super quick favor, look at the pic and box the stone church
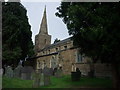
[34,7,111,77]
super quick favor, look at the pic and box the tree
[56,2,120,88]
[54,38,60,44]
[2,2,34,67]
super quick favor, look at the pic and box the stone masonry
[34,7,112,77]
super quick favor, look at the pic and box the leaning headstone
[13,64,23,78]
[5,66,13,78]
[21,66,34,80]
[43,67,51,86]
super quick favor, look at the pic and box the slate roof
[39,37,72,52]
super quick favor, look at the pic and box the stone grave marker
[5,66,13,78]
[37,69,44,86]
[0,68,3,75]
[13,64,23,78]
[59,67,63,77]
[40,72,44,86]
[49,68,53,76]
[53,68,57,76]
[32,70,41,88]
[43,66,51,86]
[21,66,34,80]
[55,67,63,78]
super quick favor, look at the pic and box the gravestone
[40,72,44,86]
[59,67,63,77]
[32,70,41,88]
[71,68,81,81]
[5,66,13,78]
[43,66,51,86]
[49,68,53,76]
[13,64,23,78]
[21,66,34,80]
[0,68,3,75]
[53,68,57,76]
[32,69,44,87]
[55,67,63,78]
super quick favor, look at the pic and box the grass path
[2,75,112,88]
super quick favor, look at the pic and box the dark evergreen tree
[2,2,34,67]
[54,38,60,44]
[56,2,120,88]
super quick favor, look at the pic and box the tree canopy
[56,2,120,88]
[54,38,60,44]
[56,2,120,64]
[2,2,34,67]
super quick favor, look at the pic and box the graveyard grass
[3,75,112,88]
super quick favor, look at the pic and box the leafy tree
[54,38,60,44]
[2,2,34,67]
[56,2,120,88]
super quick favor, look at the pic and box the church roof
[39,37,72,52]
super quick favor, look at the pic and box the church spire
[39,5,48,34]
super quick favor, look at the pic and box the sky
[20,1,70,44]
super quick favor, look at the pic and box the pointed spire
[44,5,46,13]
[39,5,48,34]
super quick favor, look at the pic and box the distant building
[34,7,112,77]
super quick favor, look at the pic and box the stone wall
[58,48,76,75]
[94,63,112,77]
[76,63,90,76]
[36,39,112,77]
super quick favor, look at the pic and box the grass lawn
[2,76,33,88]
[2,75,113,88]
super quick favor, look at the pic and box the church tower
[35,6,51,52]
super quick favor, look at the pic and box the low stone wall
[75,63,112,78]
[76,63,90,76]
[94,63,112,78]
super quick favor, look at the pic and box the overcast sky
[21,1,70,44]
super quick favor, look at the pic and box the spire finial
[44,5,46,14]
[39,5,48,34]
[45,5,46,9]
